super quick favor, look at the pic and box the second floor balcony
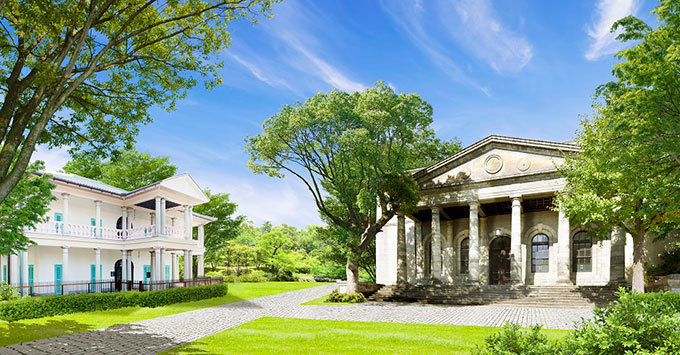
[27,222,185,241]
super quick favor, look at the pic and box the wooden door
[490,237,511,285]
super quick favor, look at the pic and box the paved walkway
[0,284,592,354]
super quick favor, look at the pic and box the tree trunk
[345,258,359,294]
[631,233,646,293]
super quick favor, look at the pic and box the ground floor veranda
[378,196,630,287]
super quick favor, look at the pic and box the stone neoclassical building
[376,135,643,287]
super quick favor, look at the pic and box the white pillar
[431,206,442,280]
[160,248,166,282]
[468,201,480,284]
[154,247,161,282]
[62,247,69,283]
[20,249,28,287]
[184,250,192,280]
[126,251,132,282]
[94,200,101,238]
[184,205,193,240]
[396,213,407,285]
[95,248,101,281]
[557,208,572,284]
[154,196,162,236]
[479,216,489,285]
[197,254,204,277]
[121,250,128,283]
[160,198,167,235]
[510,196,523,284]
[8,254,18,285]
[610,226,626,283]
[415,221,424,282]
[406,219,416,284]
[121,207,128,238]
[198,225,205,244]
[62,193,70,234]
[172,253,179,280]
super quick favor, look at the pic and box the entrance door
[489,236,511,285]
[114,259,134,291]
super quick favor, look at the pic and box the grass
[165,317,570,354]
[0,282,324,347]
[301,293,357,305]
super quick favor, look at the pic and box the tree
[556,0,680,292]
[0,161,55,254]
[63,148,177,190]
[0,0,276,212]
[192,190,244,271]
[247,82,460,293]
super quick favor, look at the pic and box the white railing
[164,225,184,239]
[27,223,161,241]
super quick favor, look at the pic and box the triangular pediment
[415,135,579,185]
[159,174,209,203]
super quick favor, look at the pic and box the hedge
[0,283,228,322]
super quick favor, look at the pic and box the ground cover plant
[0,282,323,347]
[164,317,569,354]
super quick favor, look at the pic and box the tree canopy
[556,0,680,292]
[62,148,177,190]
[247,82,460,291]
[0,161,55,254]
[192,190,244,271]
[0,0,276,209]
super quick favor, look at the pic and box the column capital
[430,205,440,214]
[61,192,70,199]
[468,201,480,210]
[61,246,69,251]
[94,200,102,205]
[510,194,522,202]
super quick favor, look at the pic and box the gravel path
[0,284,592,354]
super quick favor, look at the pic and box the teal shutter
[165,265,170,282]
[54,213,63,233]
[28,265,34,286]
[2,265,6,282]
[91,218,96,236]
[54,264,63,295]
[143,265,151,283]
[90,264,96,292]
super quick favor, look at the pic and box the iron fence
[11,277,223,297]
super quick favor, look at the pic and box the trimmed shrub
[474,323,558,355]
[238,270,268,283]
[326,289,366,303]
[0,284,227,322]
[0,282,20,302]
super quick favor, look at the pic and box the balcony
[27,222,185,240]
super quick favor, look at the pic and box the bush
[295,274,316,282]
[238,270,268,282]
[474,323,558,355]
[0,284,227,322]
[325,289,366,303]
[0,282,20,302]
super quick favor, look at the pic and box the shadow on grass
[0,318,95,347]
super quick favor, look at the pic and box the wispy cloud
[585,0,641,61]
[444,0,533,73]
[227,53,295,92]
[32,145,71,172]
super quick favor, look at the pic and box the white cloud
[445,0,533,73]
[227,53,296,93]
[585,0,641,61]
[32,145,70,172]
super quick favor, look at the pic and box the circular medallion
[484,154,503,174]
[517,157,531,172]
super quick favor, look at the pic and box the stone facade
[376,135,642,287]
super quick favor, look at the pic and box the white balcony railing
[27,222,186,241]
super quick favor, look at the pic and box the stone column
[184,250,192,280]
[396,213,407,285]
[556,208,572,284]
[94,200,101,238]
[8,254,18,285]
[160,248,166,282]
[160,198,167,235]
[479,216,489,285]
[62,247,69,283]
[184,206,193,240]
[154,247,161,283]
[468,201,480,284]
[431,206,442,280]
[150,250,156,282]
[510,196,523,284]
[172,253,179,280]
[415,221,424,282]
[95,248,101,281]
[197,254,205,277]
[198,225,205,245]
[406,220,416,284]
[126,251,132,282]
[154,196,162,236]
[121,250,128,283]
[20,249,28,287]
[62,193,70,234]
[610,226,626,283]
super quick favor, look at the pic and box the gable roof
[413,135,580,181]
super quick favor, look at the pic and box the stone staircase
[368,284,621,308]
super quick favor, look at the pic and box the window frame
[460,237,470,274]
[572,231,593,272]
[531,233,550,273]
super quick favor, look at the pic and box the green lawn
[165,317,570,354]
[0,282,323,347]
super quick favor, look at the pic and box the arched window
[460,237,469,274]
[572,231,592,272]
[531,234,549,273]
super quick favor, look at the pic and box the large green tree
[556,0,680,292]
[192,190,244,271]
[0,161,55,254]
[63,148,177,190]
[0,0,275,219]
[247,82,460,292]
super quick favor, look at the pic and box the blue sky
[35,0,658,228]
